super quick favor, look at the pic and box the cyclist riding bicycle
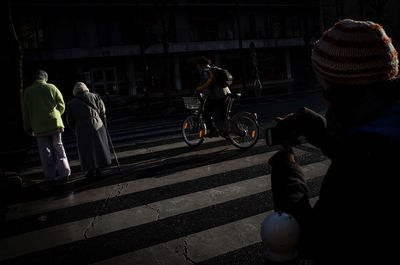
[195,56,231,138]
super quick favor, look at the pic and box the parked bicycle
[182,92,259,149]
[247,72,263,97]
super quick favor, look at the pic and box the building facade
[321,0,400,46]
[11,0,323,108]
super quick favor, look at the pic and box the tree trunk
[303,0,311,90]
[161,3,171,106]
[137,3,151,111]
[235,0,247,95]
[7,0,23,115]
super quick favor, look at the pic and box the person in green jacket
[23,70,71,182]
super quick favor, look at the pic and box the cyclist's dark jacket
[196,65,230,99]
[269,79,400,264]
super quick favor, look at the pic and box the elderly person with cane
[66,82,111,179]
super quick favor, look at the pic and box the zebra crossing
[0,118,329,265]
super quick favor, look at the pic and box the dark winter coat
[66,92,111,171]
[269,79,400,264]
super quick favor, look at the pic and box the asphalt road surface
[0,91,329,264]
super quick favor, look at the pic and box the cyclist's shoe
[220,131,228,139]
[85,170,96,180]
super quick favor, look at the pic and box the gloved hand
[272,107,328,148]
[271,112,304,146]
[298,107,328,149]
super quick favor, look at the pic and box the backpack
[210,66,233,87]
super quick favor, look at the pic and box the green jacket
[23,80,65,134]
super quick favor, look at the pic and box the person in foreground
[66,82,111,179]
[267,19,400,264]
[23,70,71,183]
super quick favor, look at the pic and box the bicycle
[247,73,263,97]
[181,92,259,149]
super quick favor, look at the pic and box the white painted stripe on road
[93,212,269,265]
[0,162,327,261]
[92,197,319,265]
[21,134,228,175]
[110,119,181,132]
[110,120,180,133]
[114,136,226,160]
[24,122,182,158]
[6,139,270,220]
[110,127,180,142]
[8,145,309,221]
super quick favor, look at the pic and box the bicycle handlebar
[228,93,241,100]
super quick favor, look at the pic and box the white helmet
[260,212,300,263]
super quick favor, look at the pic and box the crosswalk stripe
[109,119,180,132]
[21,136,236,175]
[22,121,183,161]
[94,197,319,265]
[0,161,327,261]
[118,136,223,156]
[3,116,331,264]
[108,127,181,143]
[7,146,310,221]
[93,212,269,265]
[109,121,180,134]
[3,153,327,239]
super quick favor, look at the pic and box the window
[198,21,218,41]
[19,16,44,49]
[398,8,400,28]
[76,17,98,47]
[284,14,302,37]
[96,18,122,46]
[90,67,119,95]
[265,14,282,38]
[247,14,257,39]
[189,12,219,41]
[218,21,235,40]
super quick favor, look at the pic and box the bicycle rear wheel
[182,115,205,147]
[228,112,259,149]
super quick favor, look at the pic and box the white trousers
[36,132,71,180]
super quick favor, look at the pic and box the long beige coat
[66,92,111,171]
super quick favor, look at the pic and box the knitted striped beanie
[311,19,399,85]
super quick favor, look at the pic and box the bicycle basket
[182,97,201,110]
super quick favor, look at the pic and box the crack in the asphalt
[146,204,161,221]
[183,239,195,265]
[83,182,128,239]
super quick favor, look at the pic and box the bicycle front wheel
[182,115,205,147]
[228,112,259,149]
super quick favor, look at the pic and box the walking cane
[74,95,121,173]
[105,124,121,172]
